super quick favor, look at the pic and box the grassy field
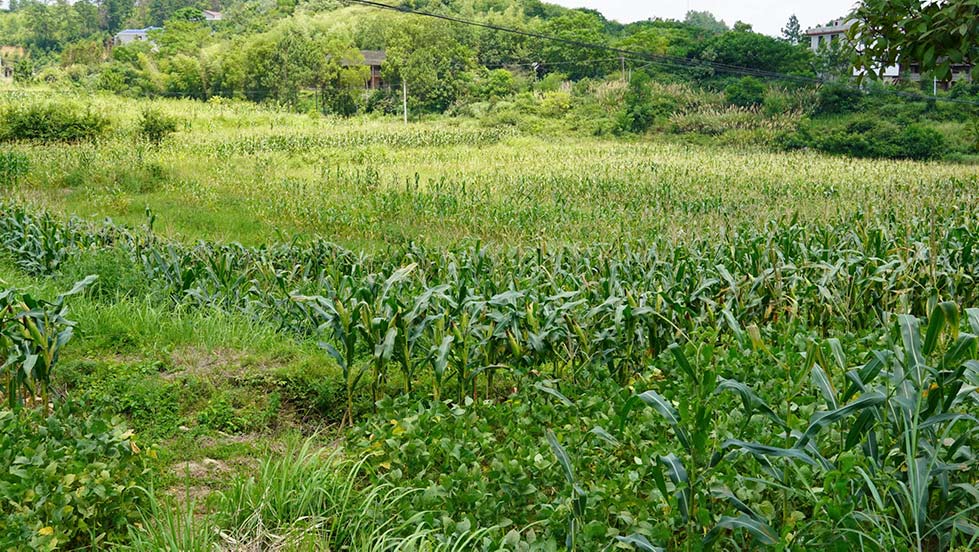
[2,93,978,551]
[5,94,978,248]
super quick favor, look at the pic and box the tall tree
[781,14,801,45]
[538,10,612,80]
[100,0,133,33]
[683,10,727,35]
[851,0,979,80]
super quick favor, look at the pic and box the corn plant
[0,276,95,412]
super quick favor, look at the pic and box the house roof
[804,19,853,36]
[360,50,386,66]
[202,10,222,20]
[116,27,161,35]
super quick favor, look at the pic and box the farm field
[2,94,979,551]
[4,94,978,248]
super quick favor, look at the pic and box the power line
[343,0,979,107]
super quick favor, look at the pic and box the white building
[804,19,900,80]
[805,19,853,52]
[113,27,161,46]
[202,10,222,21]
[804,18,971,87]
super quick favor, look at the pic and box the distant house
[202,10,222,21]
[0,46,24,79]
[113,27,161,46]
[342,50,386,90]
[804,18,971,88]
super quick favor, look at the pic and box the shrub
[899,124,945,160]
[0,402,150,550]
[0,102,109,143]
[724,77,765,108]
[616,72,657,134]
[794,116,948,160]
[816,83,864,114]
[138,108,179,145]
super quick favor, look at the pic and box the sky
[550,0,860,37]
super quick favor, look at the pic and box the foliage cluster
[0,401,149,551]
[0,101,109,143]
[784,117,947,160]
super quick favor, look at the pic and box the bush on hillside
[0,402,149,550]
[816,83,864,114]
[138,108,179,145]
[899,124,945,160]
[0,102,109,143]
[724,77,766,107]
[782,116,946,160]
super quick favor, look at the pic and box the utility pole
[620,55,626,82]
[933,76,938,96]
[402,80,408,124]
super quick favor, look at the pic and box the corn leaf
[703,514,778,549]
[795,392,885,449]
[614,534,664,552]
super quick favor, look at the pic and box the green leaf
[721,439,820,467]
[898,314,926,385]
[634,390,691,453]
[966,308,979,335]
[811,363,838,410]
[795,392,885,449]
[615,534,664,552]
[659,453,689,521]
[826,338,846,371]
[844,408,876,451]
[668,343,696,383]
[924,302,959,356]
[59,275,99,299]
[546,429,575,487]
[714,378,786,428]
[703,514,778,549]
[589,426,619,447]
[535,383,574,407]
